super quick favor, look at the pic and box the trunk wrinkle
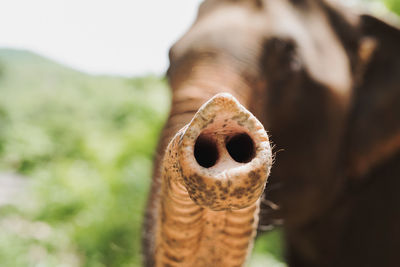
[154,94,272,266]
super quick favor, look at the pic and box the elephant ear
[347,14,400,178]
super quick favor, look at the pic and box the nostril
[226,133,255,163]
[194,134,219,168]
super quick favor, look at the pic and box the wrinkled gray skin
[144,0,400,266]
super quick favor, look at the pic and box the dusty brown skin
[144,0,400,266]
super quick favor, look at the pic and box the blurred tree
[0,2,398,266]
[0,61,4,79]
[385,0,400,14]
[362,0,400,15]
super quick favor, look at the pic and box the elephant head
[144,0,400,266]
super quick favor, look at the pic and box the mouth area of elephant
[154,93,272,266]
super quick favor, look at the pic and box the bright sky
[0,0,203,76]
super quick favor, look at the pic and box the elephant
[143,0,400,266]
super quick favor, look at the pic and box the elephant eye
[260,37,303,81]
[259,37,304,112]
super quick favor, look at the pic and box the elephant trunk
[154,93,272,266]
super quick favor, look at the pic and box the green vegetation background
[0,50,284,266]
[0,2,398,266]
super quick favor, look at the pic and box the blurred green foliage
[0,49,170,266]
[0,3,397,265]
[0,49,285,266]
[363,0,400,15]
[385,0,400,14]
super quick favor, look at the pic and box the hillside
[0,49,284,266]
[0,48,170,266]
